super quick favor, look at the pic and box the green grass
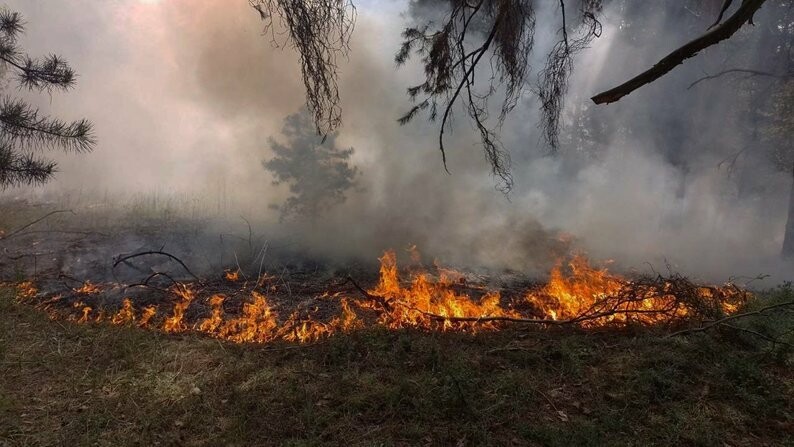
[1,288,792,447]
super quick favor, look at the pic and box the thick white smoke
[2,0,791,283]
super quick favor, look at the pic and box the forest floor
[1,197,793,446]
[1,286,792,447]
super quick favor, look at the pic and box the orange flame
[532,255,624,322]
[15,248,746,344]
[16,281,37,300]
[139,305,157,327]
[78,306,93,324]
[367,250,519,331]
[111,298,136,325]
[215,292,279,343]
[75,281,102,295]
[526,255,743,326]
[163,286,195,333]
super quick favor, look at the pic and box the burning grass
[11,249,749,345]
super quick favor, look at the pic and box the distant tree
[263,110,359,222]
[0,9,94,187]
[761,81,794,257]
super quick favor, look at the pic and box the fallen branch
[666,300,794,338]
[57,272,88,287]
[112,250,199,281]
[721,323,794,348]
[344,276,685,327]
[591,0,766,104]
[344,276,393,312]
[417,307,679,326]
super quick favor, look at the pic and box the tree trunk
[782,164,794,259]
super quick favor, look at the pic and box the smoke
[2,0,792,282]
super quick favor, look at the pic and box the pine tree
[263,110,359,222]
[0,9,94,187]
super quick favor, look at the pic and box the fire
[139,305,157,327]
[16,281,37,299]
[75,281,102,294]
[527,255,743,326]
[11,248,746,344]
[163,286,195,333]
[539,255,623,320]
[224,270,240,281]
[213,292,279,343]
[78,305,93,323]
[367,250,519,331]
[111,298,137,325]
[198,295,225,333]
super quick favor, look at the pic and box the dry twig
[112,250,200,281]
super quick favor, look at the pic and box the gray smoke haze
[3,0,792,282]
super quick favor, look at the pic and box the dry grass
[1,287,792,446]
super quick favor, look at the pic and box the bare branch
[666,300,794,338]
[709,0,735,29]
[112,250,200,281]
[591,0,767,105]
[688,68,792,89]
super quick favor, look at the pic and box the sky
[2,0,792,282]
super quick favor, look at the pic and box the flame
[367,250,518,331]
[163,286,195,333]
[527,255,743,326]
[111,298,136,325]
[75,281,102,295]
[16,281,37,299]
[198,295,225,333]
[13,248,746,344]
[78,306,93,323]
[139,305,157,327]
[532,255,624,322]
[224,270,240,281]
[215,292,279,343]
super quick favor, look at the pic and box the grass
[1,287,792,447]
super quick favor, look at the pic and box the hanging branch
[249,0,356,136]
[396,0,602,192]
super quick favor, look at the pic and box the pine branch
[0,97,95,153]
[0,10,95,187]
